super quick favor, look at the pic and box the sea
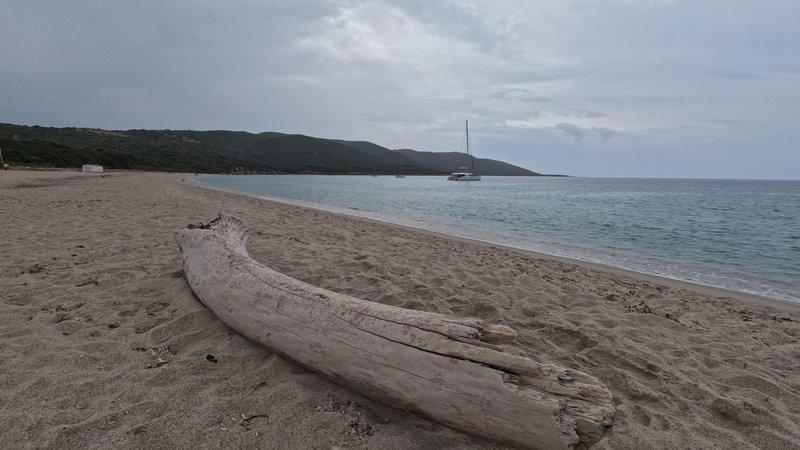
[189,175,800,304]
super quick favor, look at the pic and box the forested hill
[0,123,548,175]
[394,148,540,176]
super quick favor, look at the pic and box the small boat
[447,120,481,181]
[447,170,480,181]
[395,161,406,178]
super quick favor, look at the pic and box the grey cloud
[496,88,551,103]
[555,123,584,141]
[504,111,540,121]
[572,109,605,118]
[557,109,605,119]
[1,0,799,178]
[593,127,616,141]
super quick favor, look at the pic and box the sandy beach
[1,170,799,449]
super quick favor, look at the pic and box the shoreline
[185,176,799,312]
[3,170,799,449]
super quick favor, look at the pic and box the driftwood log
[176,215,615,449]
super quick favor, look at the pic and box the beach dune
[1,171,799,449]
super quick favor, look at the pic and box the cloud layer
[1,0,799,178]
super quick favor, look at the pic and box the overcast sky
[2,1,799,178]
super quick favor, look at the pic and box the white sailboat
[395,161,406,178]
[447,120,481,181]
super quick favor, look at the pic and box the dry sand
[1,170,799,449]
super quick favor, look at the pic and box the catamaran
[447,120,481,181]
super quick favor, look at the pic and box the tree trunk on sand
[175,215,615,449]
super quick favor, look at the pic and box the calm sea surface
[191,175,800,303]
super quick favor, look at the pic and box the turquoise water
[191,175,800,303]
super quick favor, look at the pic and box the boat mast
[465,120,475,174]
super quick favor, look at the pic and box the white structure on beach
[82,164,104,173]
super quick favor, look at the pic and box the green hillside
[0,123,550,175]
[395,149,542,176]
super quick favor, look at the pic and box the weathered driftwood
[175,215,615,449]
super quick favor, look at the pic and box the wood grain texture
[176,215,615,449]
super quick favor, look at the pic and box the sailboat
[395,161,406,178]
[447,120,481,181]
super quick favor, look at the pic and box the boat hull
[447,172,481,181]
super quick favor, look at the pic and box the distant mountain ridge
[0,123,551,176]
[395,148,539,176]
